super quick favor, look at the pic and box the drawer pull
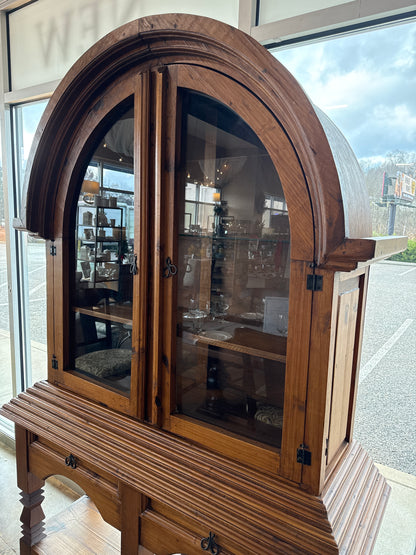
[201,531,220,554]
[64,454,77,469]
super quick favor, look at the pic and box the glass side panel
[175,91,290,448]
[72,104,134,394]
[13,100,48,390]
[0,129,13,408]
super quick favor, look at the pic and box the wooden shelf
[191,326,287,363]
[77,258,118,263]
[33,496,121,555]
[73,303,132,325]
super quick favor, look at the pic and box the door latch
[297,444,312,466]
[162,257,178,278]
[201,531,220,554]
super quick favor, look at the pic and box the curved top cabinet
[3,14,406,555]
[20,13,375,262]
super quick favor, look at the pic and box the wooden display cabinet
[2,14,407,554]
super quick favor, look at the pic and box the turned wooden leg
[15,425,46,553]
[19,488,46,553]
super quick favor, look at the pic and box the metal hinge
[306,274,323,291]
[51,355,58,369]
[50,244,57,256]
[297,444,312,466]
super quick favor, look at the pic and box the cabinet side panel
[327,282,360,464]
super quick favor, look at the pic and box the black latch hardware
[64,454,77,469]
[306,274,323,291]
[50,244,56,256]
[297,444,312,466]
[162,257,178,278]
[201,531,220,554]
[51,355,58,370]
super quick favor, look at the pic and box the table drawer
[141,499,246,555]
[28,437,121,530]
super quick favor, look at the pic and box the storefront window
[13,100,48,387]
[273,21,416,476]
[0,132,14,410]
[274,21,416,238]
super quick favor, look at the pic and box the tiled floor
[1,436,415,554]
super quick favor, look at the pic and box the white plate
[240,312,263,320]
[200,331,232,341]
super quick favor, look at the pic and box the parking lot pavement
[354,261,416,476]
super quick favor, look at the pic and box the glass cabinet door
[175,91,290,448]
[72,103,135,395]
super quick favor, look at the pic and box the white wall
[9,0,239,91]
[259,0,350,25]
[246,0,416,45]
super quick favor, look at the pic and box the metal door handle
[162,257,178,278]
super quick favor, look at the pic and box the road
[0,243,415,475]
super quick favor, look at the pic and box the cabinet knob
[64,454,77,469]
[201,531,220,554]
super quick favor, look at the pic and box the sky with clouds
[274,19,416,163]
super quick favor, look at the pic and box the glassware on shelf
[183,297,207,333]
[175,90,290,448]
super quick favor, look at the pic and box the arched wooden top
[20,13,372,265]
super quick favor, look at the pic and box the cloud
[274,21,416,159]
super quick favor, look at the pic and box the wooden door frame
[157,63,314,480]
[47,71,149,416]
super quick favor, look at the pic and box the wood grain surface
[2,383,390,554]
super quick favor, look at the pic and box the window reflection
[176,91,290,447]
[0,131,14,407]
[13,100,48,389]
[72,105,134,393]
